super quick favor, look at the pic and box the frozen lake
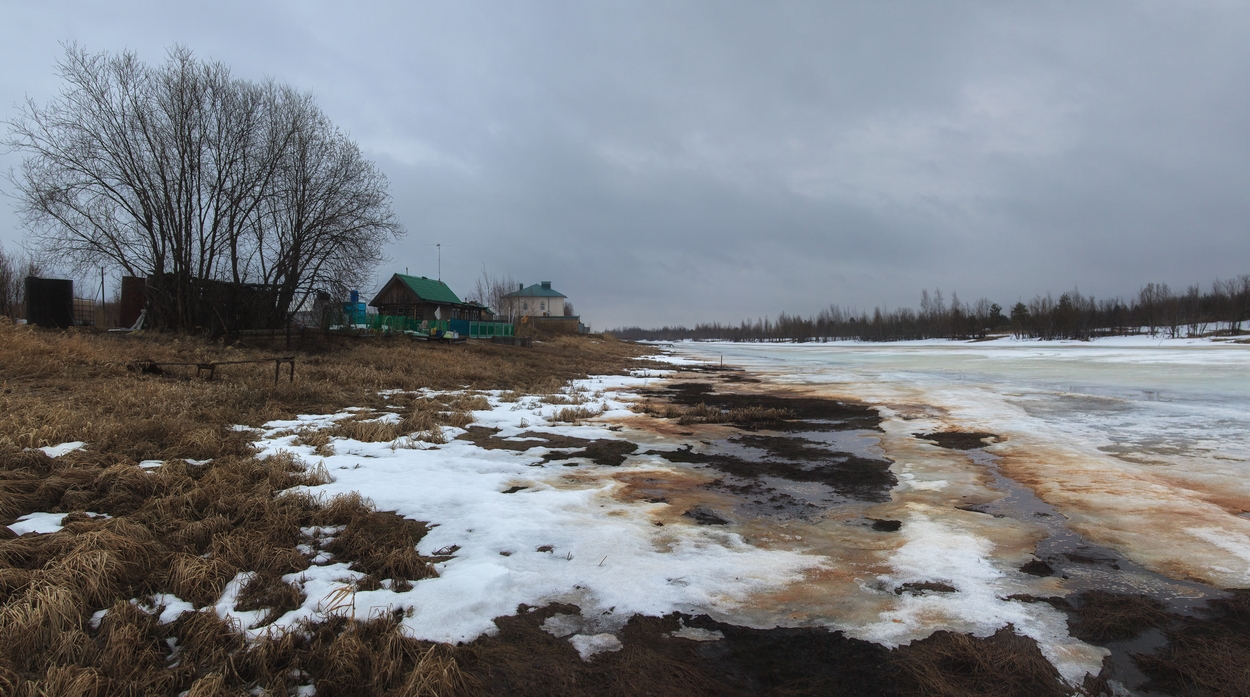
[671,338,1250,586]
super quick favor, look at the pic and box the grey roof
[504,283,567,298]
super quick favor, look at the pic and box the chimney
[519,283,523,291]
[541,281,551,289]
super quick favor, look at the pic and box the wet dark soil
[730,434,847,461]
[461,602,1075,696]
[1019,559,1055,577]
[683,506,730,525]
[1029,589,1250,696]
[648,442,896,503]
[653,382,882,432]
[896,581,957,595]
[541,440,638,467]
[457,426,571,452]
[917,430,999,450]
[456,427,638,467]
[1066,591,1171,643]
[870,518,902,532]
[1132,589,1250,697]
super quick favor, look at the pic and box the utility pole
[437,243,441,281]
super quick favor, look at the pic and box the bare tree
[1215,275,1250,334]
[5,44,403,331]
[247,97,401,318]
[465,265,518,321]
[1137,282,1173,336]
[0,244,41,318]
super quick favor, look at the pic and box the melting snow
[6,511,110,535]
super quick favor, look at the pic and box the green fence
[355,314,514,338]
[464,321,515,338]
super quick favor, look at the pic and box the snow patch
[7,512,68,535]
[37,441,85,458]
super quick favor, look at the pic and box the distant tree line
[613,275,1250,342]
[4,45,403,331]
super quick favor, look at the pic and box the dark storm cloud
[3,1,1249,327]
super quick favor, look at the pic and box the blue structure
[343,290,367,324]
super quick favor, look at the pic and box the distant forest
[614,275,1250,342]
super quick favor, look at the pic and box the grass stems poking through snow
[0,321,651,694]
[553,403,607,423]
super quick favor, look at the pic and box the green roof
[396,274,462,304]
[504,283,567,299]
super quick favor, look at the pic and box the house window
[540,302,546,311]
[522,302,528,311]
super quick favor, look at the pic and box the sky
[2,1,1248,329]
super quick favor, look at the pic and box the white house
[500,281,566,318]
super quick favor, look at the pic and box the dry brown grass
[1068,591,1170,643]
[0,321,649,695]
[892,627,1067,697]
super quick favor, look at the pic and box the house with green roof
[368,274,489,322]
[501,281,567,318]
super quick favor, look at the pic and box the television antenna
[423,243,443,280]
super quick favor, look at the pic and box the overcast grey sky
[2,1,1248,328]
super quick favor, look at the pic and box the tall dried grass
[0,322,650,694]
